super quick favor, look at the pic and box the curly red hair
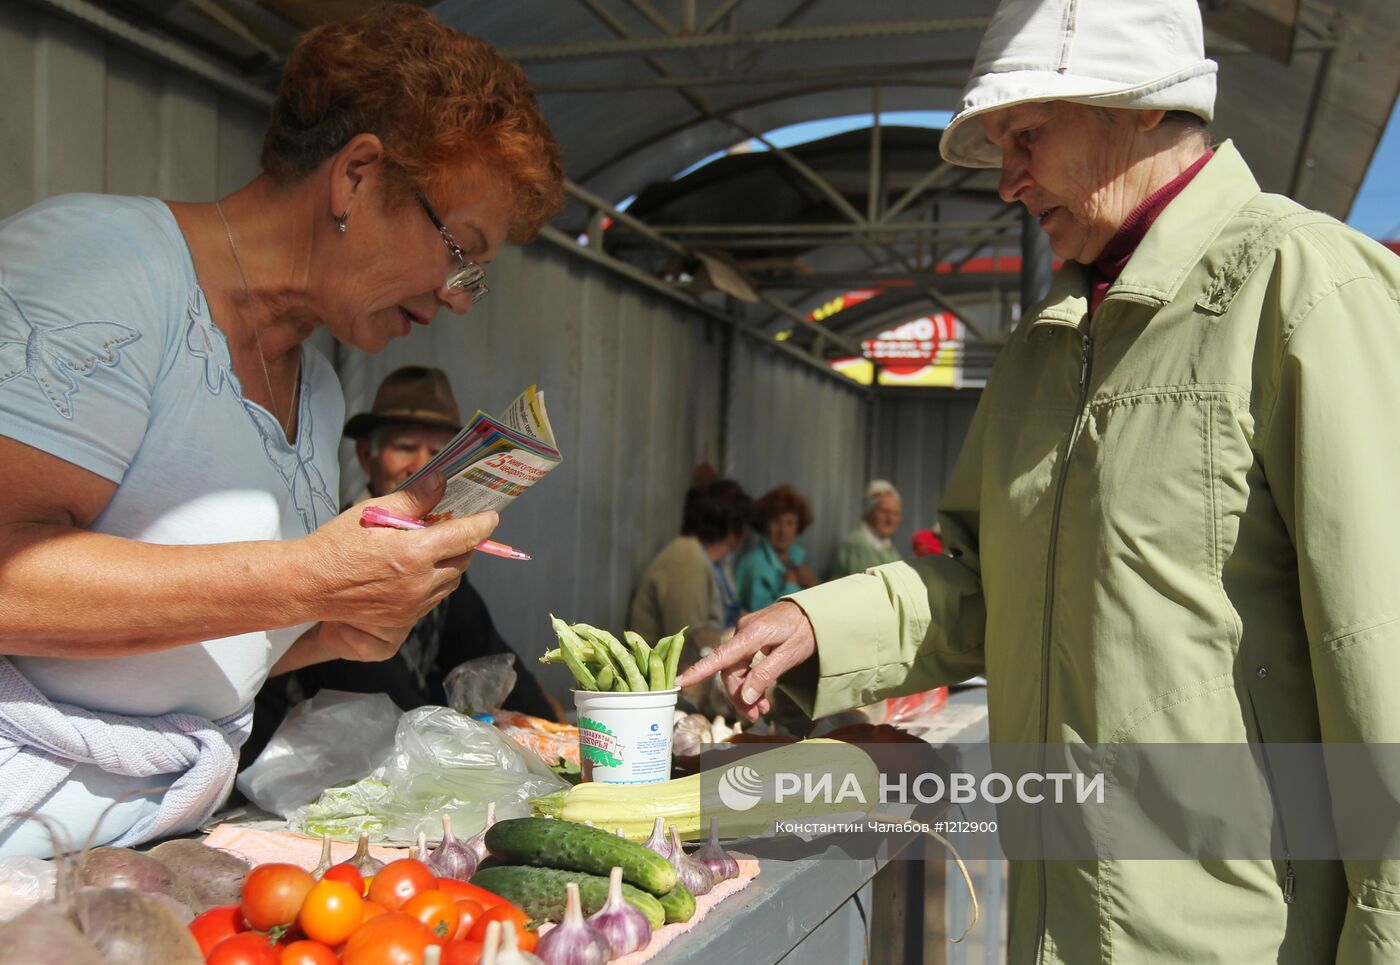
[261,4,563,241]
[752,484,814,534]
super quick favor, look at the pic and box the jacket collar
[1028,140,1260,329]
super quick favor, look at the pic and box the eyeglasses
[415,191,489,304]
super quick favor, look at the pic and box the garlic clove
[585,866,652,957]
[667,824,715,896]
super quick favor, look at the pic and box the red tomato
[401,889,461,941]
[468,904,535,951]
[189,903,245,956]
[434,878,509,909]
[366,858,436,912]
[340,912,438,965]
[362,900,390,923]
[241,863,316,931]
[323,862,366,895]
[207,931,281,965]
[441,940,485,965]
[452,899,484,941]
[280,940,340,965]
[298,878,364,946]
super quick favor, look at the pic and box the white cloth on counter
[0,657,252,848]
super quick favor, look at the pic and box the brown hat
[343,366,462,439]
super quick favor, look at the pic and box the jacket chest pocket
[1060,389,1257,741]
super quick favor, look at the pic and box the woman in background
[735,484,818,612]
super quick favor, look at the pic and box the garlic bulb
[642,817,671,859]
[311,833,333,879]
[693,817,739,882]
[535,882,611,965]
[350,832,383,876]
[414,831,432,865]
[462,802,497,864]
[585,867,651,957]
[429,814,479,880]
[667,825,714,896]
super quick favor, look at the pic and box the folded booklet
[395,384,561,520]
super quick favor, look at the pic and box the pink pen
[359,505,532,560]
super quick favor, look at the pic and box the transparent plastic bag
[288,705,568,844]
[236,690,402,817]
[0,855,55,922]
[443,653,517,715]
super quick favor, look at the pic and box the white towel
[0,657,251,847]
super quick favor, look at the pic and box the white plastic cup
[573,688,680,784]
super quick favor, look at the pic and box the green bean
[576,624,648,691]
[594,665,615,691]
[551,616,598,690]
[624,630,653,668]
[665,627,689,689]
[612,673,631,693]
[648,651,667,692]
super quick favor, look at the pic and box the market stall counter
[650,687,997,965]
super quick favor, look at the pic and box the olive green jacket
[785,142,1400,964]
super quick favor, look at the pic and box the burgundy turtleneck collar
[1088,150,1214,315]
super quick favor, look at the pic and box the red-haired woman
[0,5,562,855]
[735,485,818,612]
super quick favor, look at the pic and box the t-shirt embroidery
[0,288,141,421]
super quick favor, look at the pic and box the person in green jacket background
[681,0,1400,961]
[830,479,904,578]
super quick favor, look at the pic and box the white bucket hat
[940,0,1218,168]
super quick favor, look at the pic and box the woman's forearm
[268,623,331,676]
[0,520,324,658]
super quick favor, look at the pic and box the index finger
[675,628,764,688]
[421,509,499,559]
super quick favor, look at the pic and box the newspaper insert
[395,384,561,520]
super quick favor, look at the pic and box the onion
[666,825,714,896]
[144,840,249,911]
[642,817,671,859]
[350,833,384,877]
[462,802,497,864]
[534,882,610,965]
[74,886,203,964]
[79,847,195,911]
[429,814,479,880]
[585,867,651,957]
[692,818,739,882]
[0,902,105,965]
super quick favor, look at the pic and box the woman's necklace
[214,201,298,441]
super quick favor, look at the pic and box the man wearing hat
[243,368,557,770]
[683,0,1400,961]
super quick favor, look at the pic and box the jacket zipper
[1246,692,1297,904]
[1035,326,1095,962]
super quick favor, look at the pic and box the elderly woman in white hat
[830,480,904,578]
[682,0,1400,961]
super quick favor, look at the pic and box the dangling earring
[333,210,350,233]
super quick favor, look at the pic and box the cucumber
[486,817,677,895]
[469,865,665,930]
[657,883,696,923]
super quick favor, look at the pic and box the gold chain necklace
[214,201,298,441]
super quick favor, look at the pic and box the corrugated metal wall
[724,335,872,578]
[871,393,982,554]
[0,2,265,218]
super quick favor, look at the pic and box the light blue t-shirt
[0,194,343,852]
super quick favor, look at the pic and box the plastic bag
[443,653,517,715]
[288,705,568,844]
[0,855,55,922]
[236,690,402,817]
